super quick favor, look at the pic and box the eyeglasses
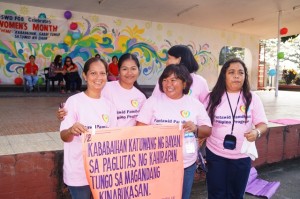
[66,60,71,62]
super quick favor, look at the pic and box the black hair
[158,64,193,95]
[168,45,199,73]
[95,54,101,58]
[206,58,252,124]
[118,53,147,98]
[83,57,108,75]
[29,55,35,59]
[53,55,62,68]
[64,56,75,66]
[112,55,118,61]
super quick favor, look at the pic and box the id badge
[184,132,196,154]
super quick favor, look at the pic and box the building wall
[0,2,260,89]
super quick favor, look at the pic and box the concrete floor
[190,158,300,199]
[0,90,299,136]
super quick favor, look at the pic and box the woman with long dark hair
[49,55,65,93]
[63,56,82,93]
[205,58,268,199]
[101,53,147,126]
[152,45,209,103]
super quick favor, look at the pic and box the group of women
[58,45,268,199]
[49,55,82,93]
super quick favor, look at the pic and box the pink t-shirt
[136,94,212,168]
[60,92,117,186]
[152,73,209,103]
[102,81,147,127]
[206,91,268,159]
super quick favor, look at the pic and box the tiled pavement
[0,96,67,136]
[0,90,299,155]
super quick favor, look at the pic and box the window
[219,46,245,65]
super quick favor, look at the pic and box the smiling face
[65,58,72,66]
[225,62,245,93]
[112,57,118,64]
[83,61,107,93]
[162,73,186,99]
[119,59,139,89]
[29,56,35,64]
[166,54,181,66]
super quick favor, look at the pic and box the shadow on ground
[190,158,300,199]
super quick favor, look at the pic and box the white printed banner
[0,14,68,43]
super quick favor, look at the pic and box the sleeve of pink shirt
[196,101,212,127]
[151,82,161,97]
[101,83,111,99]
[95,84,118,128]
[60,96,78,132]
[108,101,118,127]
[251,92,268,125]
[136,96,156,124]
[195,75,209,103]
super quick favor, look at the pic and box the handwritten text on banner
[83,125,184,199]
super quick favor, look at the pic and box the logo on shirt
[131,100,139,108]
[240,105,246,113]
[188,89,192,95]
[180,110,190,118]
[102,114,109,123]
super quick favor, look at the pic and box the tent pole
[275,10,281,97]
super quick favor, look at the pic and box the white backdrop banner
[0,14,68,43]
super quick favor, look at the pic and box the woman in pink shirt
[102,53,147,127]
[136,64,212,199]
[152,45,209,103]
[60,58,117,199]
[205,58,268,199]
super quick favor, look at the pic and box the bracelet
[255,129,261,139]
[194,125,198,137]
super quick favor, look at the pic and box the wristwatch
[255,129,261,139]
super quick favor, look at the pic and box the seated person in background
[24,55,39,92]
[95,53,101,59]
[108,55,119,81]
[63,56,82,93]
[49,55,65,93]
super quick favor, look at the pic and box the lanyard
[225,91,241,134]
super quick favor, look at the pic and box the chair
[44,67,62,92]
[22,67,40,92]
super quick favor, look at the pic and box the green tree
[262,34,300,70]
[219,46,245,65]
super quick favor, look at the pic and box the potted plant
[282,69,297,84]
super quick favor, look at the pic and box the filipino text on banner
[0,14,68,43]
[82,125,184,199]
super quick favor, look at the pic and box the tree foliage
[261,34,300,70]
